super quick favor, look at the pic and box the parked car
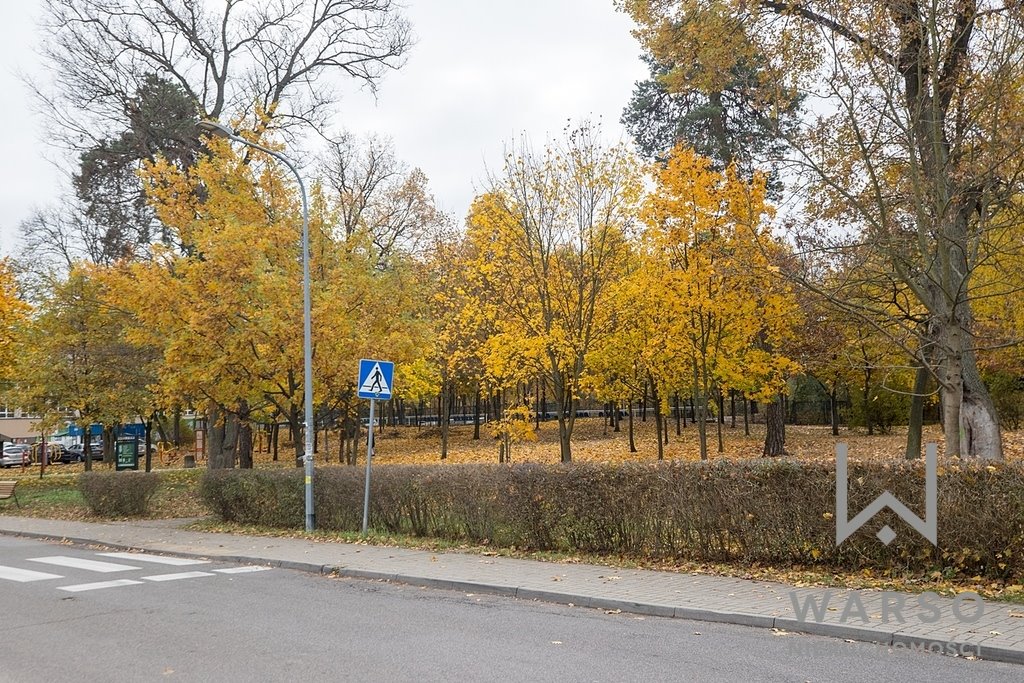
[66,444,87,463]
[67,443,104,462]
[48,444,80,464]
[0,444,31,468]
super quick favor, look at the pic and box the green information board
[115,438,139,471]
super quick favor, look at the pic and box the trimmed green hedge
[79,471,161,517]
[199,460,1024,580]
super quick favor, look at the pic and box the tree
[27,1,413,273]
[322,133,446,267]
[11,266,156,471]
[73,74,205,262]
[0,259,29,390]
[115,135,426,467]
[621,0,1024,459]
[639,145,799,459]
[622,53,797,194]
[37,0,412,146]
[465,126,642,462]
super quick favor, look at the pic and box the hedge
[79,471,162,517]
[199,460,1024,580]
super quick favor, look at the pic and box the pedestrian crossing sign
[357,359,394,400]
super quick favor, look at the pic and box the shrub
[79,471,161,517]
[198,459,1024,581]
[199,469,304,528]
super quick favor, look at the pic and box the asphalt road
[1,536,1020,682]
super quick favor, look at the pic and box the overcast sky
[0,1,648,256]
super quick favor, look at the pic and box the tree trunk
[557,413,573,463]
[627,398,637,453]
[290,402,303,467]
[649,373,664,461]
[473,388,481,440]
[207,404,240,469]
[695,388,708,462]
[143,415,153,473]
[154,412,169,446]
[272,422,279,462]
[693,358,708,460]
[103,425,115,465]
[926,299,1002,460]
[863,366,874,436]
[440,383,450,460]
[674,393,681,435]
[172,405,181,447]
[906,364,929,460]
[743,396,750,436]
[83,428,93,472]
[762,394,786,457]
[830,386,840,436]
[716,392,724,454]
[551,369,574,463]
[238,400,253,469]
[351,418,360,466]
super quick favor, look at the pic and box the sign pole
[362,398,375,535]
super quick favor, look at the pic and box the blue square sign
[357,359,394,400]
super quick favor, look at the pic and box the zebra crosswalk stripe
[0,565,63,582]
[28,556,139,573]
[98,552,210,566]
[142,571,215,582]
[58,579,144,592]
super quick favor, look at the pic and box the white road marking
[214,567,272,574]
[142,571,215,582]
[28,556,140,573]
[58,579,144,592]
[0,565,64,582]
[98,552,210,566]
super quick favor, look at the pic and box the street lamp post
[198,120,315,532]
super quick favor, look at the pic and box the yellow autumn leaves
[588,147,799,460]
[2,124,802,465]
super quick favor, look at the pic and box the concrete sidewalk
[2,515,1023,665]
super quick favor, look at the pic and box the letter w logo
[836,443,937,546]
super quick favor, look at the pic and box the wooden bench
[0,480,19,508]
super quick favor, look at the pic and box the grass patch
[0,468,206,520]
[0,486,89,519]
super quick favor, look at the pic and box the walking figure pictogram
[369,367,384,393]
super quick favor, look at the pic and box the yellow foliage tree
[638,145,800,459]
[111,135,419,468]
[0,259,29,390]
[464,126,642,462]
[11,266,156,469]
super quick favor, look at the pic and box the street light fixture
[198,120,316,532]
